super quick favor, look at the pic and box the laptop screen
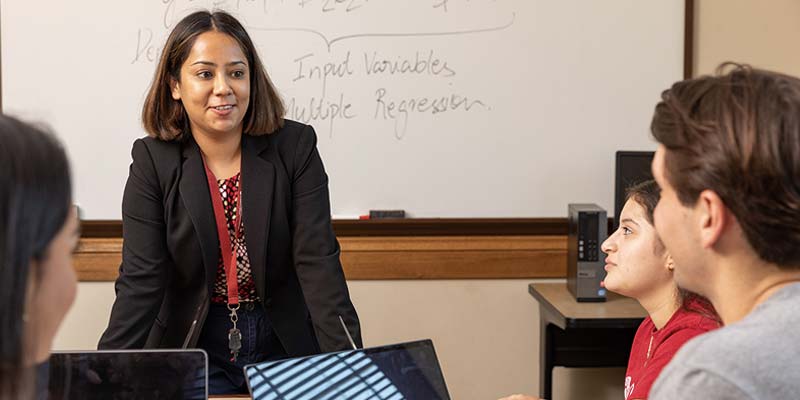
[48,349,207,400]
[245,339,450,400]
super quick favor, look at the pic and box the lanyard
[203,158,242,307]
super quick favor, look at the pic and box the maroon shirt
[624,299,719,399]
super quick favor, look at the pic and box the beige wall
[54,3,800,399]
[694,0,800,77]
[57,280,623,400]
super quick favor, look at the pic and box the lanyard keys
[228,305,242,362]
[228,328,242,362]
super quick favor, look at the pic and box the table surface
[529,282,647,329]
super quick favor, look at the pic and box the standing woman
[0,115,80,399]
[98,10,361,394]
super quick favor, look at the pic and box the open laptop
[244,339,450,400]
[47,349,207,400]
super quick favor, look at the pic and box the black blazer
[98,120,361,355]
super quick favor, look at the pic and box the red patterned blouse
[211,172,259,304]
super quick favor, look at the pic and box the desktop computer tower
[568,204,608,302]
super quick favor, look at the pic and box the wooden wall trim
[332,218,568,236]
[80,221,122,238]
[79,217,615,238]
[79,219,570,238]
[75,238,123,281]
[75,235,567,281]
[341,235,566,280]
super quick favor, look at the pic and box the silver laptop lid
[244,339,450,400]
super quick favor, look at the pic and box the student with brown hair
[98,10,361,394]
[648,64,800,399]
[602,180,719,400]
[0,115,80,399]
[498,181,719,400]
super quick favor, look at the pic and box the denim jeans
[197,302,287,395]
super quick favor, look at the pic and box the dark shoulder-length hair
[142,10,285,141]
[0,115,73,398]
[625,179,721,326]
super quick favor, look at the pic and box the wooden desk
[528,283,647,399]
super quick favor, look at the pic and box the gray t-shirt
[650,282,800,399]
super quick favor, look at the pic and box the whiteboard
[1,0,682,219]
